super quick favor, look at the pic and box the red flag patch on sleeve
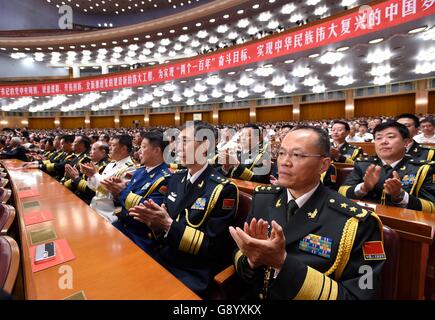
[362,241,386,261]
[222,198,235,210]
[158,186,168,195]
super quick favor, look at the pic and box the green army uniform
[234,184,385,300]
[339,156,435,213]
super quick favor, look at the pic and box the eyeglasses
[278,149,326,162]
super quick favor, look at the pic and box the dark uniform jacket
[339,156,435,213]
[234,184,385,300]
[60,152,91,184]
[113,162,171,252]
[64,158,109,204]
[0,146,28,162]
[321,164,337,189]
[45,149,65,163]
[334,142,363,164]
[152,165,239,295]
[220,145,271,184]
[407,140,434,161]
[40,151,76,179]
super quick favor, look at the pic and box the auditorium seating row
[0,160,402,300]
[0,164,20,296]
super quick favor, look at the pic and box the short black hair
[396,113,420,128]
[359,122,368,129]
[373,120,410,139]
[179,120,215,142]
[97,142,110,156]
[100,134,110,142]
[332,121,350,131]
[281,125,293,130]
[113,135,133,153]
[292,125,331,157]
[143,130,168,153]
[420,117,434,126]
[45,138,54,146]
[61,135,75,144]
[77,135,91,150]
[139,131,147,138]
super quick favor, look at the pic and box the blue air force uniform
[113,162,171,252]
[151,165,239,295]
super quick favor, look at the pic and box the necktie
[185,177,192,193]
[382,164,393,178]
[286,200,299,223]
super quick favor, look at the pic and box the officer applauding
[339,121,435,213]
[105,130,171,252]
[230,126,385,300]
[129,121,238,296]
[396,113,434,161]
[330,121,363,164]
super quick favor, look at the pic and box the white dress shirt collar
[187,163,209,184]
[286,183,320,209]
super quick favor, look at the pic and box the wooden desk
[352,142,376,156]
[230,178,435,300]
[1,159,200,300]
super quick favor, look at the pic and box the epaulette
[419,144,435,150]
[126,162,135,167]
[254,185,282,193]
[210,173,229,185]
[347,144,360,149]
[409,159,435,166]
[327,197,371,222]
[162,170,172,178]
[355,156,378,162]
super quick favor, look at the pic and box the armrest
[214,265,236,287]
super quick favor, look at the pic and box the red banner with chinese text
[0,0,433,98]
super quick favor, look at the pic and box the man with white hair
[0,137,28,162]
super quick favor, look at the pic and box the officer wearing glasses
[230,125,385,300]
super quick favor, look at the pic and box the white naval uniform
[88,156,136,222]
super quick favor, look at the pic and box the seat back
[0,187,11,203]
[208,192,252,299]
[234,191,252,229]
[0,204,15,235]
[334,167,354,190]
[0,236,20,294]
[380,225,400,300]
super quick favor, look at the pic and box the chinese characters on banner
[0,0,433,98]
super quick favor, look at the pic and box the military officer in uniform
[129,121,238,296]
[339,121,435,213]
[103,131,171,252]
[217,124,271,183]
[230,126,385,300]
[23,135,76,180]
[397,113,434,161]
[330,121,363,164]
[81,135,136,222]
[63,141,109,204]
[60,135,92,184]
